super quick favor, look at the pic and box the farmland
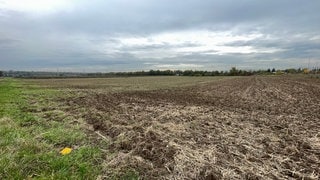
[1,75,320,179]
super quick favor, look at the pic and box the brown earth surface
[62,76,320,179]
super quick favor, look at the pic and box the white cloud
[101,30,278,58]
[153,31,262,45]
[154,63,204,70]
[0,0,73,14]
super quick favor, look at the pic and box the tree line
[1,67,318,78]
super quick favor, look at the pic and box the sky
[0,0,320,72]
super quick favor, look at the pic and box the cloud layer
[1,0,319,72]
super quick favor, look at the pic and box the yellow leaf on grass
[60,147,72,155]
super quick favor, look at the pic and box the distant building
[303,68,310,74]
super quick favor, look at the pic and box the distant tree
[271,68,276,73]
[286,68,297,74]
[297,68,302,73]
[183,70,194,76]
[0,71,3,77]
[229,67,238,76]
[267,68,271,73]
[213,71,219,76]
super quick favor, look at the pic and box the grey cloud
[0,0,320,71]
[0,38,19,44]
[65,0,319,35]
[119,42,201,52]
[3,0,319,35]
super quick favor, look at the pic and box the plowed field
[41,76,320,179]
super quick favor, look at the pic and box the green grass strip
[0,78,102,179]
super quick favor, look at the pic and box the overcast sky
[0,0,319,72]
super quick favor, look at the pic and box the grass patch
[0,78,103,179]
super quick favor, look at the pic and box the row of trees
[0,68,253,78]
[76,67,319,77]
[86,68,254,77]
[85,67,291,77]
[1,67,318,78]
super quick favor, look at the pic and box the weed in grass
[119,170,140,180]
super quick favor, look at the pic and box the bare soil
[63,76,320,179]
